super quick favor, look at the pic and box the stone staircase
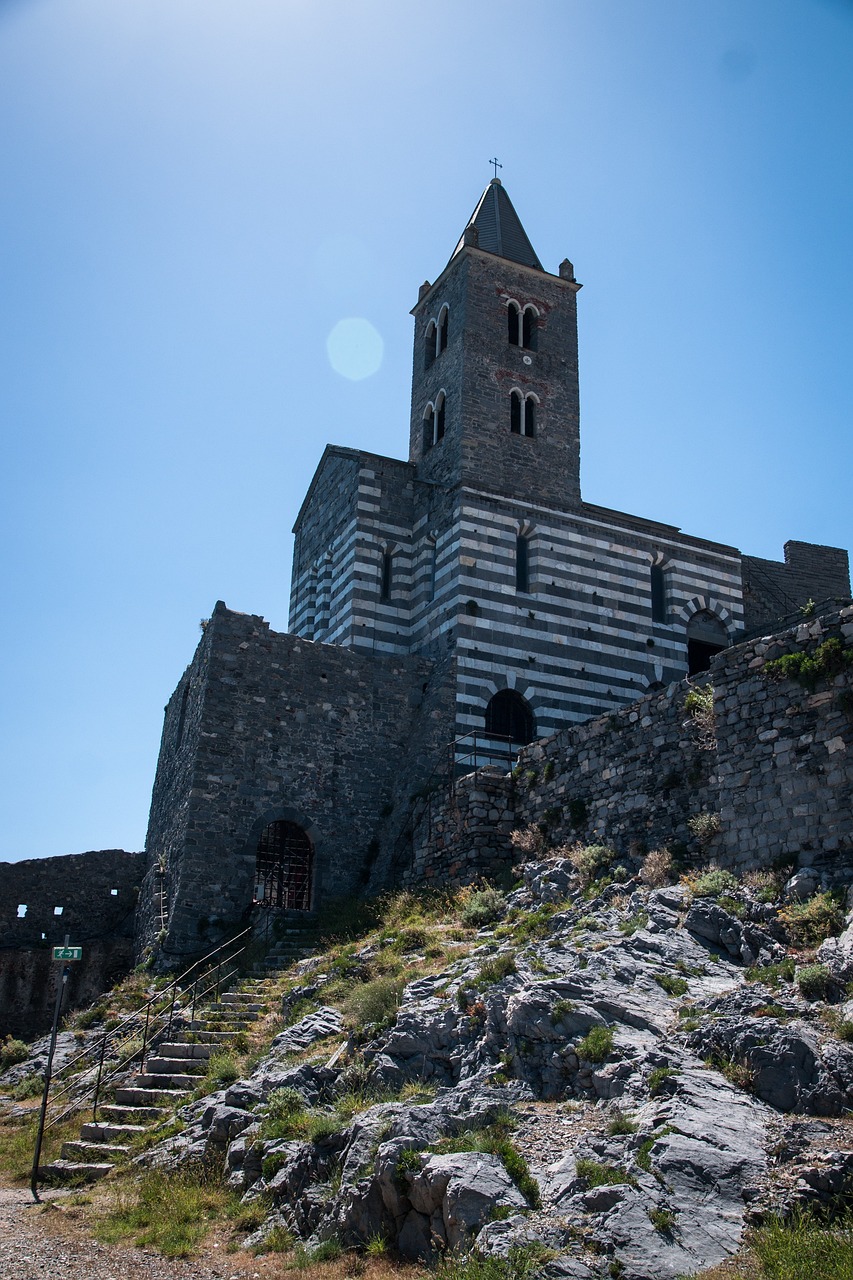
[39,985,268,1183]
[249,910,318,975]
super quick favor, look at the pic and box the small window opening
[41,931,46,940]
[516,536,530,593]
[650,564,667,623]
[380,551,393,601]
[508,301,520,346]
[438,307,449,352]
[54,906,63,916]
[424,320,437,369]
[686,610,728,675]
[524,396,536,437]
[17,904,27,918]
[522,306,538,351]
[110,887,119,896]
[510,389,522,434]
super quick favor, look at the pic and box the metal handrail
[41,926,251,1131]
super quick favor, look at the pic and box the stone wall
[139,601,453,960]
[743,541,850,631]
[408,605,853,883]
[0,848,144,1038]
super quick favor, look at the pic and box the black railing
[41,926,252,1135]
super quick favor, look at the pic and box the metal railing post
[140,1002,152,1069]
[91,1030,108,1122]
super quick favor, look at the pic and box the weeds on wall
[764,635,852,693]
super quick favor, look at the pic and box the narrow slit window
[438,307,449,352]
[516,535,530,593]
[524,396,536,437]
[508,301,520,346]
[54,906,63,916]
[17,904,27,918]
[650,564,667,622]
[380,551,393,601]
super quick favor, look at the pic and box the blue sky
[1,0,851,861]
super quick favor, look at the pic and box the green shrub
[764,636,853,692]
[0,1037,28,1072]
[780,893,845,948]
[647,1066,675,1093]
[576,1025,614,1063]
[434,1243,550,1280]
[649,1207,676,1233]
[797,963,835,1001]
[618,909,649,935]
[461,887,506,928]
[551,998,575,1025]
[607,1110,637,1136]
[259,1087,308,1142]
[748,1208,853,1279]
[568,842,615,886]
[342,975,405,1030]
[476,953,517,987]
[575,1158,633,1188]
[94,1165,231,1256]
[205,1051,240,1086]
[655,973,688,997]
[692,867,738,898]
[745,957,796,986]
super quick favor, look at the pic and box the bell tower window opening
[424,320,437,370]
[254,820,313,911]
[508,300,520,346]
[485,688,535,745]
[510,390,537,437]
[516,535,530,593]
[522,305,539,351]
[435,390,446,441]
[438,305,449,352]
[423,404,435,452]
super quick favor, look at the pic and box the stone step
[39,1159,114,1183]
[133,1071,200,1091]
[204,1005,260,1019]
[79,1121,147,1143]
[173,1029,237,1043]
[98,1103,167,1124]
[61,1140,130,1162]
[157,1042,212,1060]
[114,1085,192,1106]
[144,1056,207,1076]
[187,1019,253,1031]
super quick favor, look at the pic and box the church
[137,180,850,960]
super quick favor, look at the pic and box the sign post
[31,934,81,1202]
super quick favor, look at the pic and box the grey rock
[270,1006,343,1055]
[685,899,781,966]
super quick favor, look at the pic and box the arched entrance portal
[485,689,536,745]
[254,820,314,911]
[686,610,729,676]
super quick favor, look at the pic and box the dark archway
[686,610,729,675]
[485,689,535,745]
[254,820,314,911]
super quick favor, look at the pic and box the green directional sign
[52,946,83,961]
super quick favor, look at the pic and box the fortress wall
[409,605,853,883]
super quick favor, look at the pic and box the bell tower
[409,179,582,508]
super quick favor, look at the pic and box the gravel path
[0,1182,271,1280]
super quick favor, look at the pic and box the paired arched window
[485,689,536,745]
[510,389,537,437]
[424,305,449,369]
[507,301,539,351]
[422,391,446,451]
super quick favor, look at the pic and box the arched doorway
[686,610,729,676]
[254,820,314,911]
[484,689,536,745]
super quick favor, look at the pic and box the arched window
[254,820,313,911]
[510,390,536,437]
[686,610,728,675]
[438,305,449,353]
[423,403,435,452]
[508,301,520,346]
[522,306,539,351]
[515,535,530,593]
[424,321,437,370]
[650,563,667,623]
[485,689,535,745]
[435,390,446,441]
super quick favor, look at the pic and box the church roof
[452,179,544,271]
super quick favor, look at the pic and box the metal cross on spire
[489,157,502,180]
